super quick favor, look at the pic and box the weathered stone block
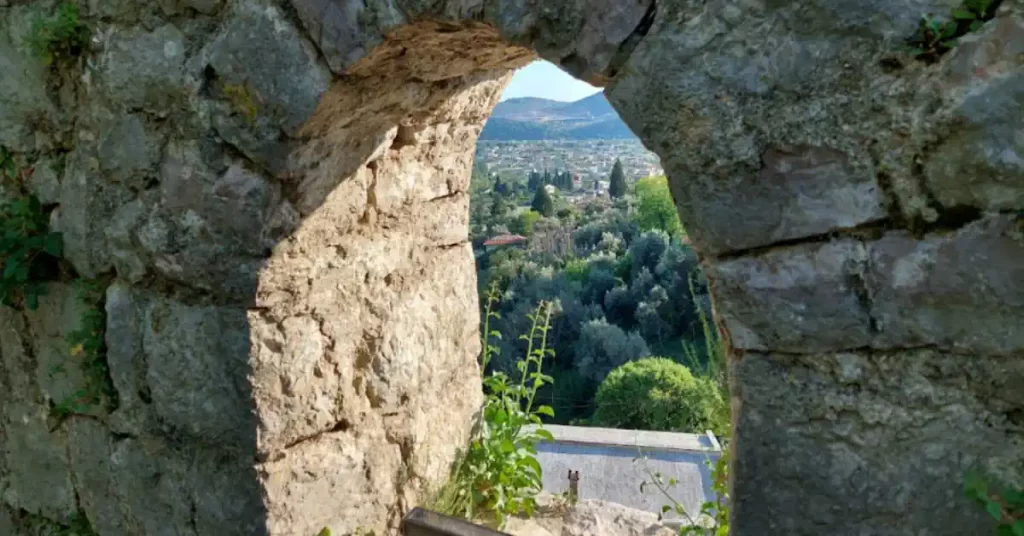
[53,151,135,278]
[141,295,255,446]
[262,431,402,535]
[103,282,150,435]
[97,24,187,112]
[205,3,331,134]
[24,156,62,205]
[707,240,873,352]
[866,215,1024,354]
[67,418,265,536]
[0,33,55,151]
[289,0,408,74]
[731,350,1023,535]
[97,115,162,189]
[926,14,1024,212]
[146,143,289,299]
[2,402,75,522]
[677,146,887,255]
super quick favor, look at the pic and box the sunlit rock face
[0,0,1021,534]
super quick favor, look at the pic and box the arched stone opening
[0,1,1021,535]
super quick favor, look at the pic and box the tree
[591,357,723,433]
[531,185,554,217]
[574,318,649,383]
[527,170,541,192]
[630,230,669,278]
[635,175,684,239]
[608,159,627,199]
[509,210,541,236]
[493,174,507,195]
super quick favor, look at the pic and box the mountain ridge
[482,94,635,141]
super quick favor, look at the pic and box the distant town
[474,140,663,184]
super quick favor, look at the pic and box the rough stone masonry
[0,0,1021,534]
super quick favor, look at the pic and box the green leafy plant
[0,192,63,310]
[907,0,997,62]
[964,470,1024,535]
[640,449,730,536]
[24,2,90,66]
[56,279,117,415]
[0,146,17,179]
[432,285,556,528]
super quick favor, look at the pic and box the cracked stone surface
[0,0,1021,535]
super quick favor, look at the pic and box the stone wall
[0,0,1021,535]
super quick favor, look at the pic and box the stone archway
[0,0,1021,535]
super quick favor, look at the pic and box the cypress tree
[531,184,555,217]
[608,159,627,199]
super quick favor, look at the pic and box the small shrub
[0,193,63,310]
[964,470,1024,535]
[907,0,998,62]
[591,357,722,433]
[25,2,90,66]
[432,285,556,527]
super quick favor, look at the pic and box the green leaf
[970,20,984,32]
[42,233,62,257]
[317,528,331,536]
[1012,522,1024,536]
[952,8,975,19]
[2,259,20,280]
[535,405,555,417]
[533,428,554,442]
[986,500,1003,520]
[500,439,515,453]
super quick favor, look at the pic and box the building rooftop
[483,234,528,247]
[526,425,722,520]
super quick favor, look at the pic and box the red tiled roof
[483,234,528,246]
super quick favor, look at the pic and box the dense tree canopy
[635,175,683,239]
[469,164,720,425]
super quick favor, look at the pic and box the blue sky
[500,60,602,102]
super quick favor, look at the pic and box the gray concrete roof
[527,425,722,521]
